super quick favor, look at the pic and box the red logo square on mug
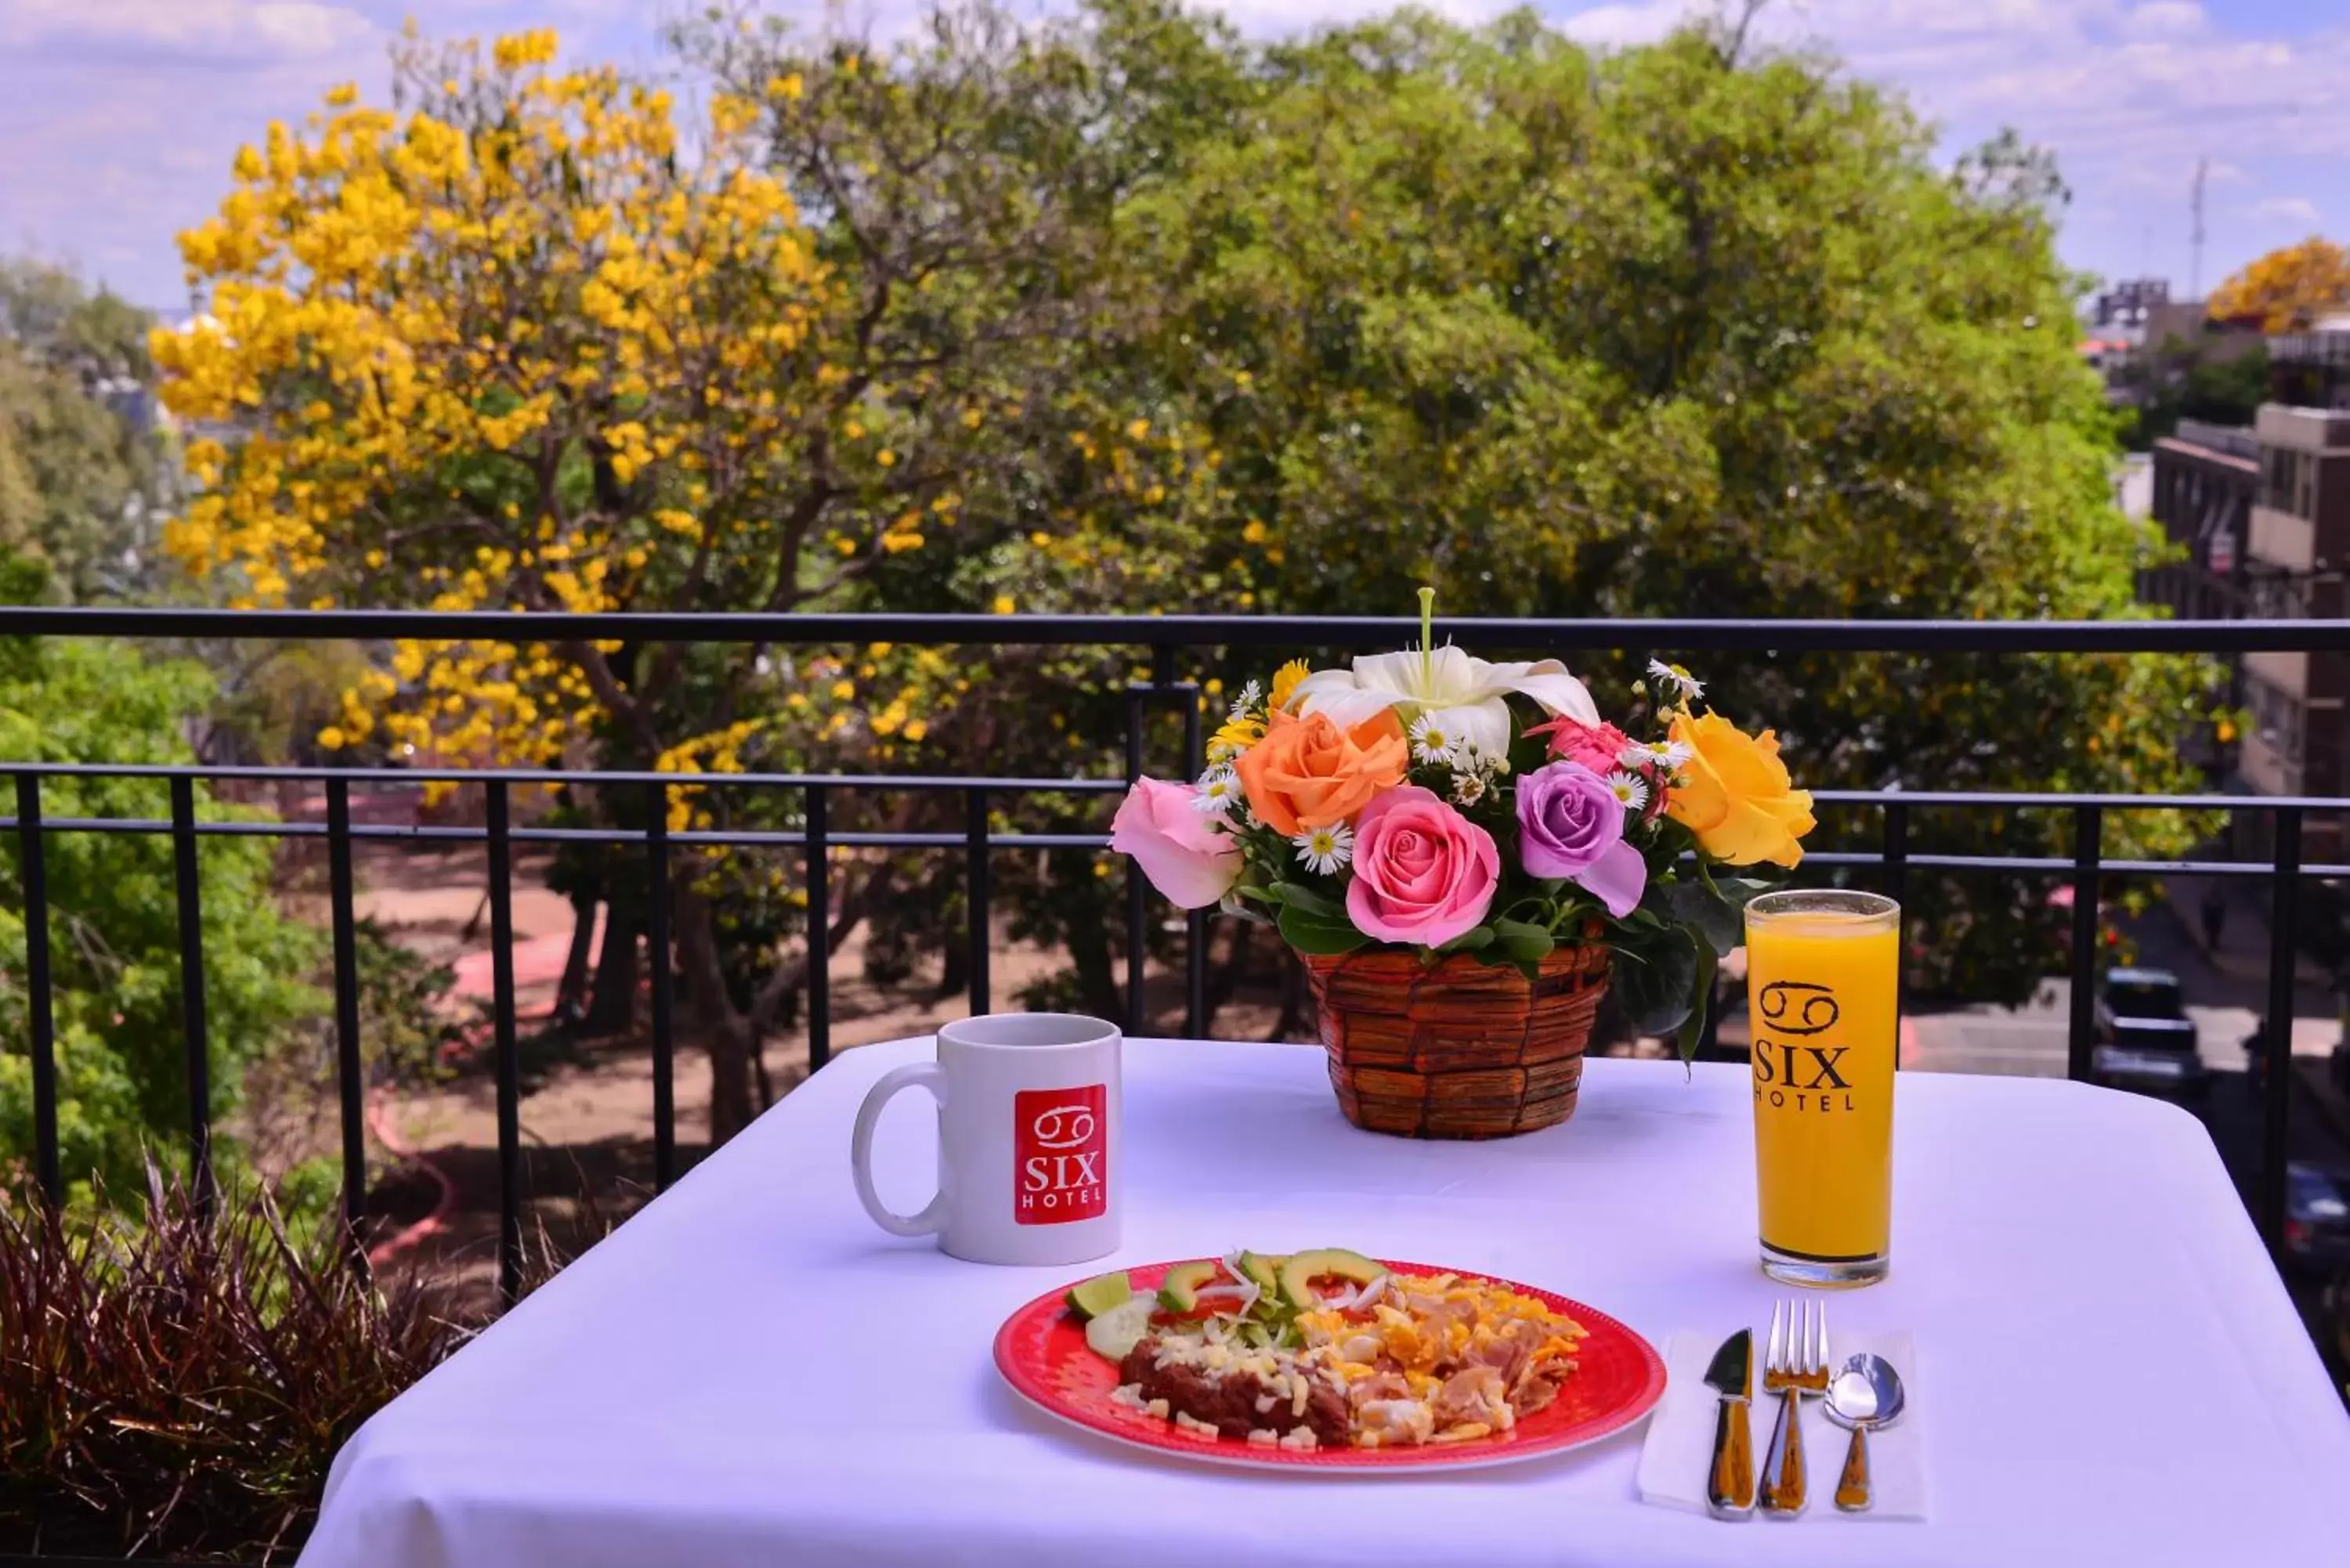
[1014,1085,1108,1227]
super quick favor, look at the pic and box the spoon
[1823,1352,1906,1513]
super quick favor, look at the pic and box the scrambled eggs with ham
[1297,1272,1587,1447]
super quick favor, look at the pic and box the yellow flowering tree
[2209,237,2350,334]
[156,17,1238,1133]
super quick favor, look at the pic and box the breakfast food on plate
[1069,1251,1587,1451]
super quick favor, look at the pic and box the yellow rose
[1665,711,1815,868]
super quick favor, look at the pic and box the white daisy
[1645,659,1704,702]
[1450,773,1488,807]
[1229,679,1263,718]
[1620,739,1694,771]
[1292,822,1354,875]
[1408,714,1460,767]
[1604,770,1650,812]
[1194,767,1241,815]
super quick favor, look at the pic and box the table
[298,1037,2350,1567]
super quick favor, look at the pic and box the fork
[1758,1299,1829,1516]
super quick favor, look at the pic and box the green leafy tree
[0,554,322,1201]
[1068,9,2215,1001]
[2120,338,2269,451]
[0,260,176,602]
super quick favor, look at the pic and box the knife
[1704,1329,1756,1519]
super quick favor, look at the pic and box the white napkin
[1634,1329,1929,1523]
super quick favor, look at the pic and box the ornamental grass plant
[0,1165,504,1563]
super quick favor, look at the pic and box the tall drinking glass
[1745,889,1900,1288]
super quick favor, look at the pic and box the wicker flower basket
[1300,945,1611,1139]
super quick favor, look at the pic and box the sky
[1,0,2345,314]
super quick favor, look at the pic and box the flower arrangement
[1112,592,1817,1060]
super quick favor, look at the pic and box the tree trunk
[556,891,599,1022]
[584,909,641,1037]
[1270,946,1313,1042]
[937,933,968,1004]
[1203,919,1256,1033]
[1069,909,1123,1022]
[674,884,758,1144]
[707,1013,758,1143]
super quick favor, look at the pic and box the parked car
[2286,1164,2350,1277]
[2090,966,2209,1099]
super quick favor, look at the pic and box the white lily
[1289,591,1599,760]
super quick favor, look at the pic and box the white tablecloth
[299,1038,2350,1568]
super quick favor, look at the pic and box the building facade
[2142,326,2350,862]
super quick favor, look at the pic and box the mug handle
[850,1062,951,1237]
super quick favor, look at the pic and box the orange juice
[1745,891,1900,1288]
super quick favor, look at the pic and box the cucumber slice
[1064,1270,1132,1321]
[1083,1295,1157,1364]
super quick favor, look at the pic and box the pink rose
[1528,715,1634,776]
[1110,777,1242,910]
[1344,786,1499,948]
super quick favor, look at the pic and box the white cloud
[0,1,376,63]
[2254,197,2322,226]
[2124,2,2207,41]
[1557,1,1696,49]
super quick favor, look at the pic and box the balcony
[2255,404,2350,451]
[2249,505,2319,573]
[6,608,2350,1565]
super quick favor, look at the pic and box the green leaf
[1659,878,1741,956]
[1270,880,1343,919]
[1437,924,1495,953]
[1613,924,1698,1037]
[1491,916,1554,964]
[1278,900,1369,956]
[1676,943,1719,1065]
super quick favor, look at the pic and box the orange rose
[1234,707,1408,836]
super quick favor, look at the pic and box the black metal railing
[5,609,2349,1303]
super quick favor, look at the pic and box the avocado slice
[1279,1248,1384,1310]
[1064,1270,1131,1321]
[1235,1251,1285,1295]
[1156,1259,1224,1313]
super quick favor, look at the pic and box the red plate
[993,1258,1665,1472]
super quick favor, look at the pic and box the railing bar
[9,605,2350,653]
[805,785,830,1073]
[1124,680,1148,1039]
[2066,805,2102,1082]
[0,761,2339,812]
[645,782,676,1192]
[2259,807,2301,1258]
[5,814,2344,876]
[326,778,368,1261]
[1181,664,1207,1039]
[168,775,213,1213]
[1882,801,1908,1071]
[967,787,991,1020]
[14,774,60,1205]
[486,780,522,1306]
[0,761,1133,792]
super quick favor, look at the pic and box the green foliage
[0,558,322,1200]
[0,260,175,603]
[646,0,2220,1017]
[2118,338,2269,451]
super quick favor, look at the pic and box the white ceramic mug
[850,1013,1122,1266]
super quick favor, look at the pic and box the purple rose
[1514,761,1647,919]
